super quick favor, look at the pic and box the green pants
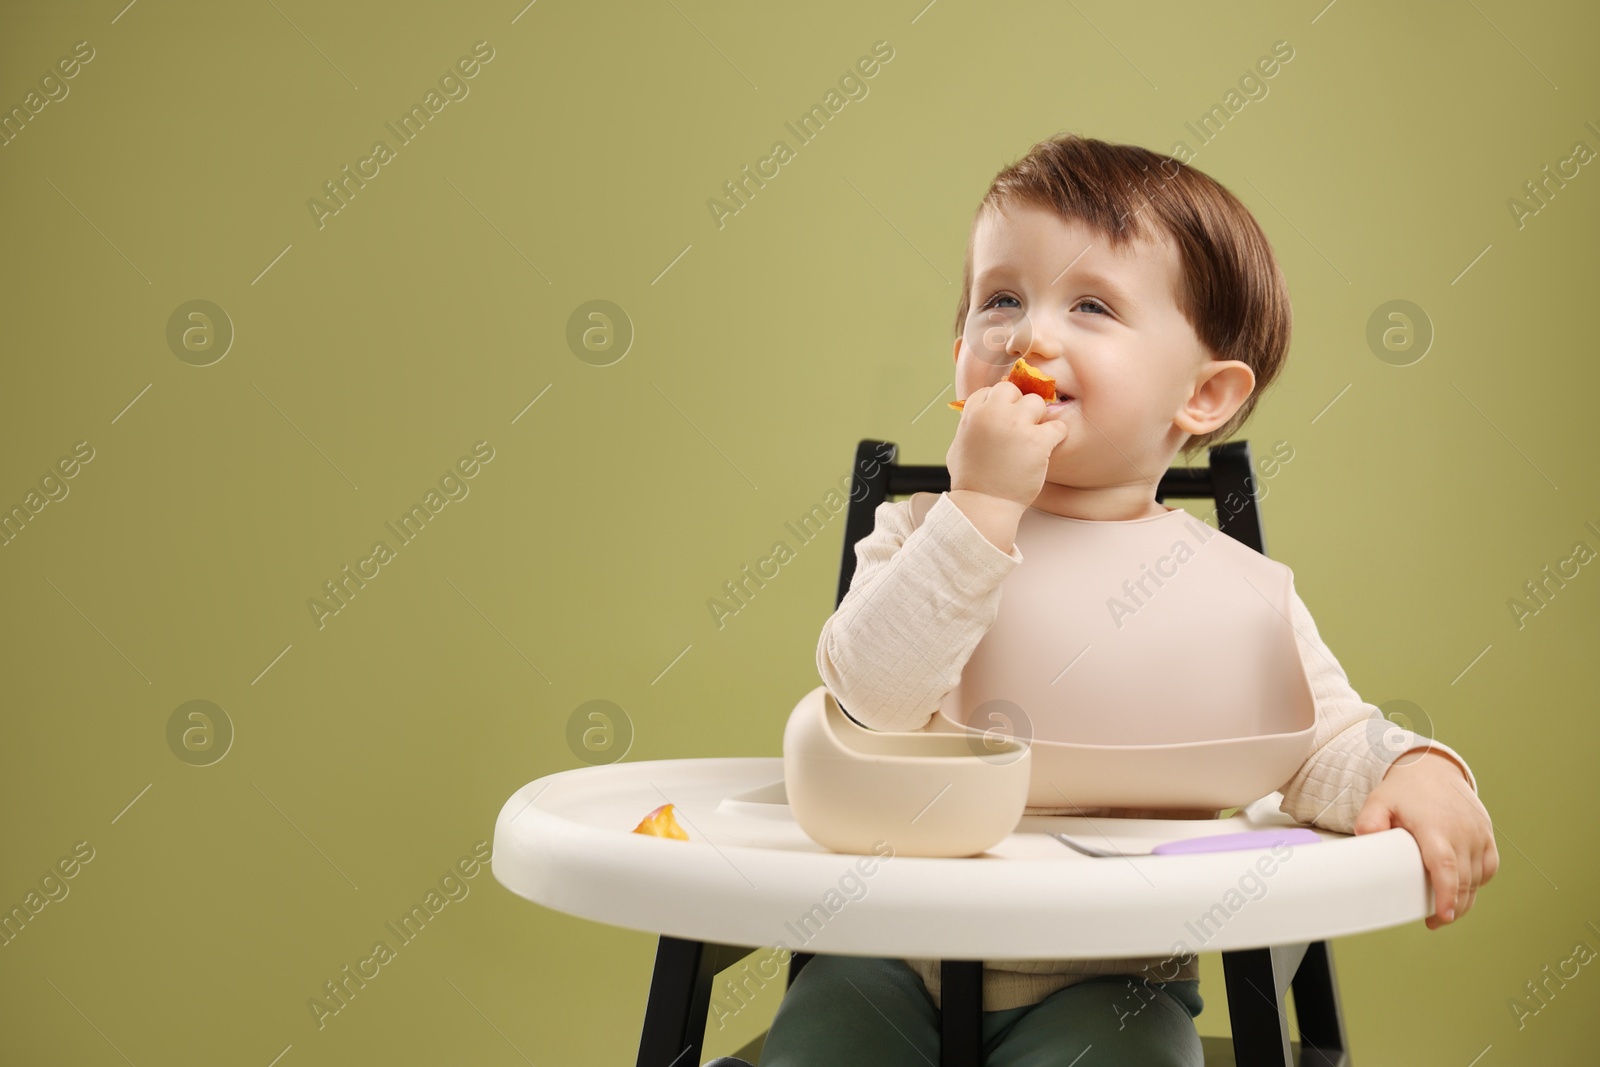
[758,955,1205,1067]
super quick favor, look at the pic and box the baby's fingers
[1458,825,1499,920]
[1419,834,1461,926]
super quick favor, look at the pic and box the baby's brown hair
[955,133,1292,460]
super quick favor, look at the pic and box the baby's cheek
[974,332,1016,370]
[953,359,981,396]
[959,348,1008,389]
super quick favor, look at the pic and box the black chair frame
[635,438,1350,1067]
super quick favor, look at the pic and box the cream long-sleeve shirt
[815,491,1477,1012]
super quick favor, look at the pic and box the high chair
[772,438,1349,1065]
[493,438,1411,1067]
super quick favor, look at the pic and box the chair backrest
[835,438,1268,611]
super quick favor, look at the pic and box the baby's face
[953,202,1241,494]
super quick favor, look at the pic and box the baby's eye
[980,294,1110,315]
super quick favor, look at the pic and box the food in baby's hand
[949,358,1056,409]
[631,803,690,840]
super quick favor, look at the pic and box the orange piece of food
[949,357,1056,410]
[631,802,690,840]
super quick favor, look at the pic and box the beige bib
[912,492,1317,810]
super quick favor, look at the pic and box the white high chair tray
[493,757,1431,960]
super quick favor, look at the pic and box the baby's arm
[816,492,1022,732]
[1276,576,1497,926]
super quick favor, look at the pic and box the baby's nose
[1008,319,1064,365]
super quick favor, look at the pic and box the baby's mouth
[947,360,1073,411]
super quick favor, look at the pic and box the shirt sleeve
[815,491,1023,733]
[1275,572,1478,834]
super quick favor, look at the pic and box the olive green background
[2,0,1596,1063]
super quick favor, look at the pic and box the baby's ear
[1177,360,1255,434]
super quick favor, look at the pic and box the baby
[756,133,1499,1067]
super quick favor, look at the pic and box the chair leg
[1288,941,1349,1065]
[636,934,749,1067]
[941,960,984,1067]
[1222,943,1303,1066]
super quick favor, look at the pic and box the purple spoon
[1052,828,1321,858]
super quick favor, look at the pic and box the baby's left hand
[1353,749,1498,929]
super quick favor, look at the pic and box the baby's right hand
[947,380,1070,509]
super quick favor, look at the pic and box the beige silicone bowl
[782,685,1031,857]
